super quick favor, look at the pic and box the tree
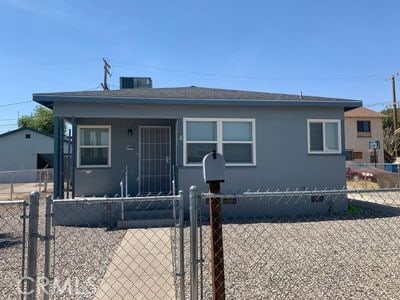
[381,108,397,156]
[18,105,54,135]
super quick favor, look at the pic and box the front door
[139,126,171,194]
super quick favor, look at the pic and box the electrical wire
[112,60,390,83]
[0,101,32,107]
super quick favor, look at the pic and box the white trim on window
[307,119,341,154]
[77,125,111,168]
[183,118,256,166]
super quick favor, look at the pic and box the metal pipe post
[178,190,185,300]
[120,181,125,220]
[189,186,198,300]
[20,201,27,300]
[26,192,40,300]
[125,165,128,197]
[43,196,53,300]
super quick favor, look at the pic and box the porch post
[53,117,64,199]
[71,117,77,198]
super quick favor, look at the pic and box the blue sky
[0,0,399,133]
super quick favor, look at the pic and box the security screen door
[139,126,171,194]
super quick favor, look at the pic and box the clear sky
[0,0,399,133]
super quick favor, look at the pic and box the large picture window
[307,119,341,154]
[77,125,111,167]
[184,118,255,166]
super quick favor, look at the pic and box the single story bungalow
[33,81,362,224]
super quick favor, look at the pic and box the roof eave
[33,94,362,110]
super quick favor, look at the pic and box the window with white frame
[184,118,255,165]
[78,126,111,167]
[307,119,341,154]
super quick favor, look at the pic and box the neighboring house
[0,127,71,182]
[344,107,384,164]
[0,127,60,182]
[33,82,361,223]
[0,127,56,171]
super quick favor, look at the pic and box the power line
[0,58,100,67]
[0,124,17,126]
[365,101,392,108]
[112,60,387,82]
[0,100,32,107]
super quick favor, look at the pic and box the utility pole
[387,73,399,156]
[101,58,111,91]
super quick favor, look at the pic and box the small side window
[25,134,31,139]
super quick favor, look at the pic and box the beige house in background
[344,107,384,164]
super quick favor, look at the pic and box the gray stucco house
[33,84,361,223]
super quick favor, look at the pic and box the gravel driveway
[178,210,400,299]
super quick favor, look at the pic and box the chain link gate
[44,192,185,299]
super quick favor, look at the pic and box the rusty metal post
[209,181,225,300]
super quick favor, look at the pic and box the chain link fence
[2,184,400,299]
[187,187,400,300]
[0,169,53,201]
[0,199,27,300]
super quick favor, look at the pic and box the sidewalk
[95,227,176,299]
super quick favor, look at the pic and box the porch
[53,117,179,199]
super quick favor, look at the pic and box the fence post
[178,190,185,300]
[43,196,53,300]
[44,170,48,193]
[26,191,40,300]
[39,171,42,193]
[189,186,198,300]
[10,181,14,201]
[20,200,28,300]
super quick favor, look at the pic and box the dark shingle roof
[34,86,357,102]
[33,86,362,111]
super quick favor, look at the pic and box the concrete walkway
[95,228,176,299]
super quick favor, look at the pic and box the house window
[77,126,111,167]
[184,118,255,166]
[25,134,31,139]
[307,119,341,154]
[345,150,353,161]
[357,120,371,137]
